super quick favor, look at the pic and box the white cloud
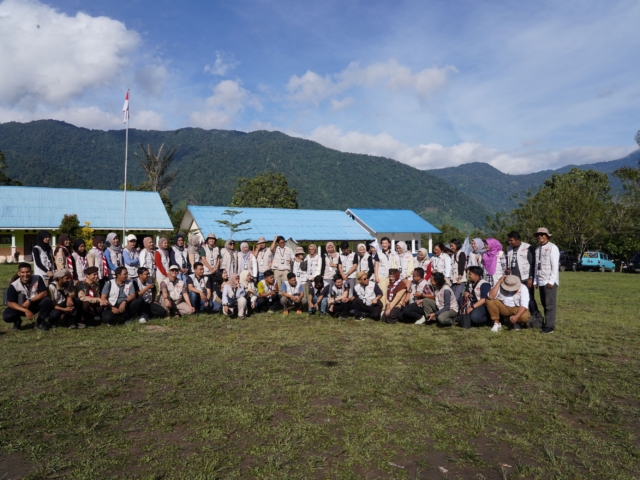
[286,59,457,105]
[204,51,239,76]
[189,80,261,129]
[0,0,140,107]
[330,97,355,111]
[298,125,635,174]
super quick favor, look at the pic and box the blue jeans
[257,272,265,282]
[470,306,488,326]
[309,295,327,314]
[189,292,211,313]
[177,272,188,283]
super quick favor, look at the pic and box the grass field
[0,265,639,479]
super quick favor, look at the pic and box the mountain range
[0,120,637,228]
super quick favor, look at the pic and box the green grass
[1,265,639,479]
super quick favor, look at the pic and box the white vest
[340,252,356,278]
[220,249,237,274]
[305,254,321,280]
[471,279,489,301]
[139,249,156,278]
[202,245,220,275]
[355,253,371,275]
[107,249,124,279]
[189,273,208,293]
[355,282,377,306]
[107,279,133,306]
[496,288,523,307]
[88,248,105,279]
[49,281,72,306]
[507,242,532,280]
[72,252,88,281]
[431,254,450,277]
[435,284,459,312]
[409,279,430,303]
[331,284,348,302]
[32,245,52,277]
[256,248,272,273]
[11,277,41,301]
[323,253,339,279]
[156,249,170,281]
[292,260,307,283]
[162,278,185,303]
[395,252,414,278]
[124,248,139,278]
[172,246,189,269]
[451,251,465,283]
[282,280,302,296]
[135,278,153,303]
[273,246,293,271]
[535,242,560,286]
[378,250,398,278]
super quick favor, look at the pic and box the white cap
[125,234,137,243]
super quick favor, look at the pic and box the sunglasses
[535,233,545,237]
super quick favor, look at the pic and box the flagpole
[123,89,129,240]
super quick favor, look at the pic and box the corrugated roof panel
[346,208,441,234]
[0,186,173,230]
[189,206,373,241]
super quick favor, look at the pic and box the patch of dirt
[281,346,305,356]
[271,410,293,422]
[117,377,147,403]
[312,396,342,407]
[0,452,35,479]
[145,325,168,332]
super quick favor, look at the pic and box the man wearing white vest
[533,228,560,334]
[123,234,140,280]
[100,266,144,325]
[353,271,383,321]
[160,265,195,317]
[3,262,53,331]
[506,231,537,312]
[338,241,357,292]
[270,235,294,289]
[486,274,531,332]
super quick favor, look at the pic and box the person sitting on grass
[464,266,491,327]
[101,266,145,325]
[353,271,382,321]
[135,267,169,322]
[308,275,329,316]
[400,267,433,325]
[209,270,225,311]
[381,268,407,324]
[280,272,307,315]
[187,262,213,313]
[486,275,531,332]
[328,273,353,321]
[256,270,280,313]
[222,273,247,319]
[159,265,195,318]
[74,266,109,326]
[2,262,53,331]
[239,271,257,314]
[422,272,459,327]
[49,269,80,329]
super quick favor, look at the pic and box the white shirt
[534,242,560,287]
[499,284,530,309]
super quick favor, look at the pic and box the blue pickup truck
[580,251,616,272]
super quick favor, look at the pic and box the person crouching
[486,275,531,332]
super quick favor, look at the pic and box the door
[24,234,38,261]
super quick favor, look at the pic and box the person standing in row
[321,242,340,289]
[354,243,377,280]
[468,238,485,268]
[139,237,156,282]
[123,234,140,280]
[254,237,272,281]
[32,230,54,286]
[292,247,308,285]
[200,233,220,280]
[155,238,171,284]
[271,235,293,288]
[105,233,124,279]
[220,239,238,275]
[430,243,451,285]
[54,234,74,273]
[87,236,107,287]
[376,238,397,306]
[187,235,201,267]
[239,242,258,278]
[71,239,88,282]
[170,234,190,281]
[483,238,506,287]
[394,241,414,281]
[305,244,321,290]
[506,231,537,313]
[415,248,431,281]
[339,241,357,292]
[534,228,560,334]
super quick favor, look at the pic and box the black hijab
[74,239,87,257]
[36,230,52,252]
[174,234,185,251]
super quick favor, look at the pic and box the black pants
[382,306,402,324]
[101,298,144,325]
[399,302,424,322]
[140,301,168,319]
[353,298,382,320]
[330,301,351,317]
[539,284,557,329]
[256,295,281,312]
[50,305,79,326]
[2,297,53,325]
[470,306,488,326]
[527,284,539,313]
[73,298,105,324]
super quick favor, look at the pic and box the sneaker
[12,319,22,330]
[340,316,347,321]
[36,319,50,331]
[512,323,522,331]
[541,327,555,334]
[77,323,87,329]
[414,316,426,325]
[267,310,274,315]
[68,323,77,329]
[491,323,502,333]
[308,310,315,315]
[355,316,365,321]
[283,310,289,316]
[93,316,102,322]
[295,310,302,314]
[139,317,148,324]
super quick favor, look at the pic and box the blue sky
[1,0,639,173]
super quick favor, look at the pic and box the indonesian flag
[122,91,129,123]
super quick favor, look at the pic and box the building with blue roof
[180,206,374,246]
[346,208,441,253]
[0,186,173,262]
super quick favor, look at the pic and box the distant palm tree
[134,142,179,192]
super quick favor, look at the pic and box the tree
[230,172,298,209]
[134,143,179,193]
[0,151,22,186]
[59,214,81,239]
[215,209,251,240]
[80,222,95,245]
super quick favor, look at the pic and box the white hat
[125,234,137,243]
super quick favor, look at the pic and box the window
[0,235,11,245]
[586,252,598,258]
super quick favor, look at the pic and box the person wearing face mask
[320,242,341,290]
[54,234,74,274]
[238,242,258,278]
[105,232,124,279]
[87,236,108,288]
[271,235,294,289]
[394,241,414,281]
[48,269,79,328]
[71,239,88,282]
[170,234,190,281]
[221,239,238,275]
[123,234,140,280]
[32,230,54,286]
[381,268,407,324]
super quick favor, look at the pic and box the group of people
[2,227,560,334]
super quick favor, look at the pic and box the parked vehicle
[559,252,578,272]
[623,252,640,273]
[579,251,616,272]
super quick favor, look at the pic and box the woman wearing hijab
[354,243,376,280]
[170,234,190,281]
[123,234,140,280]
[222,273,247,319]
[239,270,258,313]
[304,244,321,290]
[32,230,54,286]
[468,238,485,268]
[394,241,415,281]
[139,237,157,281]
[220,239,238,275]
[238,242,257,278]
[187,235,201,267]
[71,239,88,282]
[483,238,507,287]
[320,242,341,289]
[105,232,124,279]
[54,234,74,273]
[155,238,171,284]
[430,242,451,286]
[416,248,432,281]
[87,236,107,287]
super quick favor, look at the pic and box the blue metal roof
[188,206,373,241]
[346,208,441,234]
[0,186,173,230]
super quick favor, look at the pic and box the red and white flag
[122,91,129,123]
